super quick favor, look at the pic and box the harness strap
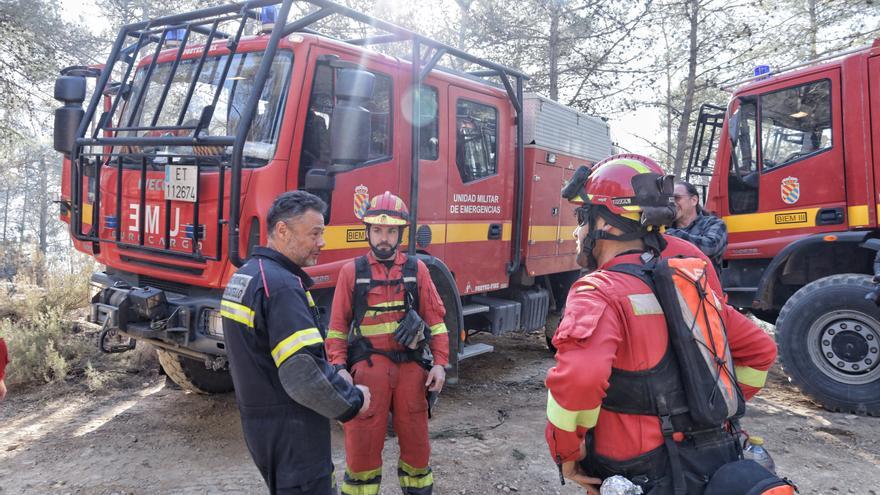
[657,396,687,495]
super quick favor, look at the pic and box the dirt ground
[1,331,878,495]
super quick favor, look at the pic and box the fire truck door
[869,56,880,222]
[294,52,400,263]
[725,69,845,257]
[444,86,514,295]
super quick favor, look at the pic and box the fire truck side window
[300,65,393,171]
[728,101,759,214]
[455,99,498,183]
[418,86,439,160]
[759,79,832,172]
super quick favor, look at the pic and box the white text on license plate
[164,165,198,203]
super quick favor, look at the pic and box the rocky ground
[1,332,878,494]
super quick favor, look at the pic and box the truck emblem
[354,185,370,219]
[781,176,800,204]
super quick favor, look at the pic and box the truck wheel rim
[808,310,880,385]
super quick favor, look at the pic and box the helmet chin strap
[579,206,667,269]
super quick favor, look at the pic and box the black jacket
[222,246,362,492]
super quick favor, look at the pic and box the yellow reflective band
[220,300,255,327]
[271,328,323,367]
[358,321,398,336]
[546,390,600,432]
[346,467,383,481]
[306,291,316,307]
[399,472,434,489]
[364,300,405,318]
[619,159,650,174]
[430,322,448,335]
[326,329,348,341]
[529,225,558,242]
[629,293,663,316]
[848,204,869,227]
[399,460,431,476]
[723,207,820,233]
[735,365,768,388]
[341,484,380,495]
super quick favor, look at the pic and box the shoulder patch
[223,273,253,303]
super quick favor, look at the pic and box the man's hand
[356,385,371,416]
[561,461,601,495]
[0,379,6,401]
[338,368,353,385]
[425,365,445,393]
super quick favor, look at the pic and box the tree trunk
[672,0,700,177]
[548,1,561,102]
[1,187,7,244]
[18,166,29,246]
[39,155,48,254]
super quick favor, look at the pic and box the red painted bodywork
[61,33,592,297]
[705,42,880,261]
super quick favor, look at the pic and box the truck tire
[776,274,880,415]
[156,349,234,394]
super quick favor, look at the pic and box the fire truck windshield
[119,50,293,166]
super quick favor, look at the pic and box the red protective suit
[326,250,449,495]
[545,235,777,465]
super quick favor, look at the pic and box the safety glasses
[575,206,591,227]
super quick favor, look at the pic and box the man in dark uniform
[222,190,370,495]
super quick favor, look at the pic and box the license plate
[164,165,198,203]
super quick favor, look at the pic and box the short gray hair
[267,191,327,235]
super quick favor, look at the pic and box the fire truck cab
[687,40,880,415]
[53,1,612,392]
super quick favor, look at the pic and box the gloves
[393,309,428,350]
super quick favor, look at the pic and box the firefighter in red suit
[545,155,778,495]
[326,191,450,495]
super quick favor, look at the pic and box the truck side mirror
[328,69,375,173]
[54,76,87,155]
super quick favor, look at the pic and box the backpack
[705,460,797,495]
[610,255,746,427]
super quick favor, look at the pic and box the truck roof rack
[68,0,530,271]
[720,41,877,91]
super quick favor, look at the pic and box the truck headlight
[202,309,224,338]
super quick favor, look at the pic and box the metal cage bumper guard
[66,0,528,268]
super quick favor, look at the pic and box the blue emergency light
[753,65,771,78]
[261,6,278,27]
[166,28,186,43]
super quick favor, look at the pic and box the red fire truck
[686,40,880,415]
[53,1,612,392]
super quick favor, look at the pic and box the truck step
[461,303,490,316]
[458,342,494,361]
